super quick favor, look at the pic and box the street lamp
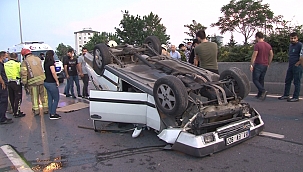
[18,0,23,43]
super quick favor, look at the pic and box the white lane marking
[259,131,285,139]
[0,145,33,172]
[248,93,302,99]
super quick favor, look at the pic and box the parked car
[86,36,264,157]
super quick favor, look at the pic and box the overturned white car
[86,36,264,157]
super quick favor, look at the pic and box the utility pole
[18,0,23,43]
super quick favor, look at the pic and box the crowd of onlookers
[0,47,89,125]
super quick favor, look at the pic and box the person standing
[64,48,81,99]
[44,50,61,119]
[63,52,71,96]
[77,47,89,99]
[194,30,219,74]
[169,45,181,60]
[188,39,199,64]
[250,32,274,100]
[20,49,48,116]
[4,53,26,118]
[278,32,303,102]
[0,51,13,124]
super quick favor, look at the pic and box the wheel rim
[94,49,103,68]
[156,84,176,110]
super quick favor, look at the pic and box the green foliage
[115,11,170,45]
[55,43,72,61]
[265,23,303,62]
[184,20,207,41]
[227,33,237,47]
[84,32,120,51]
[218,45,253,62]
[211,0,274,44]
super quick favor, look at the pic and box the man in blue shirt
[169,45,181,60]
[278,32,303,102]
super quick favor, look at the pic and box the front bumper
[158,110,264,157]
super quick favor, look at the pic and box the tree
[211,0,274,44]
[184,20,207,41]
[265,19,303,62]
[115,11,170,45]
[84,32,120,51]
[56,43,72,61]
[227,33,237,47]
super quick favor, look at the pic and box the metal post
[264,20,266,36]
[18,0,23,43]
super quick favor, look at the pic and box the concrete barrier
[218,62,303,96]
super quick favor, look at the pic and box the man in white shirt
[169,45,181,60]
[77,47,89,99]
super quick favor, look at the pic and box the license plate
[226,130,249,145]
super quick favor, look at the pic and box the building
[74,28,99,54]
[208,35,224,45]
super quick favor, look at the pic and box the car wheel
[219,67,250,99]
[153,75,188,117]
[93,43,111,75]
[58,78,64,83]
[144,36,162,56]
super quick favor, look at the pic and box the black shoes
[49,114,61,120]
[66,94,71,97]
[278,95,290,100]
[0,119,13,125]
[83,96,89,100]
[278,96,299,102]
[287,98,299,102]
[259,91,268,101]
[78,95,82,98]
[13,112,26,118]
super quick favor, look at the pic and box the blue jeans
[252,63,268,96]
[67,75,80,96]
[283,65,303,99]
[44,82,59,115]
[64,78,70,95]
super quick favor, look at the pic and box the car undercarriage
[86,36,264,157]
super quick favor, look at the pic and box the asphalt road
[0,82,302,172]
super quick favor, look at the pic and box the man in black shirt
[64,48,81,98]
[0,51,13,124]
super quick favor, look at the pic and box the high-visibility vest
[4,60,21,80]
[20,55,45,86]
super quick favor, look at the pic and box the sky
[1,0,303,52]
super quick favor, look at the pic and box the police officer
[20,49,48,116]
[0,51,13,124]
[4,53,26,118]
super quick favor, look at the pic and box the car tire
[219,67,250,99]
[93,43,112,75]
[153,75,188,117]
[58,78,64,83]
[144,36,162,56]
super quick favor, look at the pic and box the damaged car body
[86,36,264,157]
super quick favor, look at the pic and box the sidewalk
[0,144,32,172]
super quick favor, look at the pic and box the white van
[8,41,65,83]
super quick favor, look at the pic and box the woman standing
[44,50,61,119]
